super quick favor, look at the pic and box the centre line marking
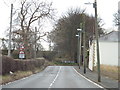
[73,67,105,89]
[49,66,61,88]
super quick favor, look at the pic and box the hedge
[1,56,45,75]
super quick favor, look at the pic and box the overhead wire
[2,0,10,7]
[2,0,17,7]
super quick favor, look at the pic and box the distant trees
[49,8,104,61]
[10,0,55,58]
[113,10,120,26]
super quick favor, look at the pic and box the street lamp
[77,29,82,31]
[76,28,82,69]
[85,0,101,82]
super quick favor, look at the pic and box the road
[2,66,104,89]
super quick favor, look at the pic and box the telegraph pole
[8,4,13,57]
[94,0,101,82]
[48,32,52,51]
[77,23,83,69]
[76,29,80,69]
[80,23,83,66]
[34,27,37,59]
[84,0,101,82]
[83,14,86,74]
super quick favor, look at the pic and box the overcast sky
[0,0,119,50]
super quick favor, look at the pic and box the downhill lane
[2,66,104,89]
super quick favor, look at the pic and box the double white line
[48,66,105,89]
[49,66,61,88]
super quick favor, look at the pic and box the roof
[99,31,120,42]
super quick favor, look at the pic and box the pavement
[1,66,108,89]
[73,66,120,90]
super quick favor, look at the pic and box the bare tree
[49,8,104,61]
[113,10,120,26]
[11,0,55,58]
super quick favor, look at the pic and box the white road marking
[49,66,61,88]
[73,67,104,89]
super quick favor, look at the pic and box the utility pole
[94,0,101,82]
[77,23,83,69]
[78,28,82,69]
[48,32,52,51]
[80,23,83,66]
[34,27,37,59]
[82,14,86,74]
[49,41,52,51]
[76,29,80,69]
[84,0,101,82]
[8,4,13,57]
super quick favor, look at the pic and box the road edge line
[72,67,104,89]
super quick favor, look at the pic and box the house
[88,31,119,71]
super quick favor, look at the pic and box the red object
[19,44,25,59]
[19,51,24,54]
[19,45,25,53]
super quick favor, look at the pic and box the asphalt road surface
[2,66,104,89]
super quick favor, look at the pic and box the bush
[11,50,19,59]
[2,50,8,55]
[1,56,45,75]
[2,56,14,75]
[43,51,57,61]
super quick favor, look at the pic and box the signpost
[19,44,25,59]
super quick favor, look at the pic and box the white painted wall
[99,42,118,66]
[89,41,119,71]
[89,41,97,71]
[88,43,94,71]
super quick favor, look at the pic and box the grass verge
[1,71,33,85]
[1,60,54,85]
[94,64,119,80]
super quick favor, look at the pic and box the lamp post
[76,29,82,69]
[76,34,80,68]
[85,0,101,82]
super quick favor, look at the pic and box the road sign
[20,46,24,50]
[19,51,25,59]
[19,44,25,59]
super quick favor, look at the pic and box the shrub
[11,50,19,59]
[43,51,57,61]
[1,56,45,75]
[2,56,14,75]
